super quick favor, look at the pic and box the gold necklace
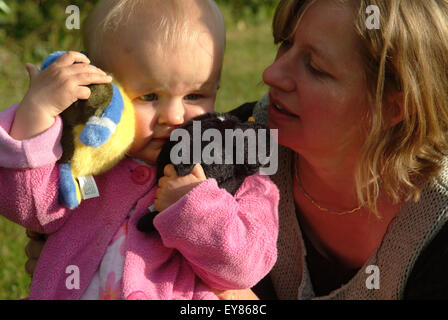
[295,160,363,216]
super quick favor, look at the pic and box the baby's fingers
[163,164,177,178]
[74,72,113,86]
[51,51,90,67]
[191,164,206,181]
[158,176,169,188]
[68,63,108,76]
[25,63,40,83]
[154,198,163,212]
[76,86,92,100]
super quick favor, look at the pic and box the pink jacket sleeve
[153,173,279,290]
[0,104,68,233]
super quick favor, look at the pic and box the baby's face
[103,27,222,165]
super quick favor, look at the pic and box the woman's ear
[385,91,404,129]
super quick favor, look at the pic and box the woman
[26,0,448,299]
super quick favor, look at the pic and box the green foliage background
[0,0,279,299]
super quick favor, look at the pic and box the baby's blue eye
[185,94,203,101]
[140,93,158,102]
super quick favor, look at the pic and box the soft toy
[41,51,135,209]
[137,112,271,234]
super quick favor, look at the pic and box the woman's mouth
[270,102,300,119]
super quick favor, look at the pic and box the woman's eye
[140,93,158,102]
[185,94,203,101]
[307,61,326,77]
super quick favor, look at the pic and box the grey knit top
[253,94,448,300]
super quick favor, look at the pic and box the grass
[216,10,277,112]
[0,6,277,300]
[0,219,30,299]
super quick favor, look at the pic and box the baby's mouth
[146,138,168,150]
[150,131,173,145]
[151,138,167,143]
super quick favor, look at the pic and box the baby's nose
[159,100,185,126]
[168,113,184,124]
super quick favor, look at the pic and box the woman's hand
[213,288,260,300]
[154,164,207,212]
[24,230,47,278]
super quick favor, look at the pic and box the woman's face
[263,0,371,161]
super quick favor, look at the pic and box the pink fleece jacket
[0,105,279,300]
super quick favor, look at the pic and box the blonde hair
[273,0,448,217]
[83,0,225,65]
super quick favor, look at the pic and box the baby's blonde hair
[273,0,448,218]
[83,0,225,66]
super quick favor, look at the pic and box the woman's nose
[158,99,185,126]
[263,53,296,92]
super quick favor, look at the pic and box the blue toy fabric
[78,84,124,148]
[58,162,80,209]
[40,51,67,70]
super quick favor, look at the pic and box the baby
[0,0,279,300]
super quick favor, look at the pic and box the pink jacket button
[131,166,152,185]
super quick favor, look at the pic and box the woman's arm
[24,230,47,278]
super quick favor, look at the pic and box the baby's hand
[10,51,113,140]
[23,51,112,117]
[154,164,207,212]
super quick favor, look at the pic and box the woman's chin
[273,129,303,153]
[267,117,277,130]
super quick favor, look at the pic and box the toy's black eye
[140,93,158,102]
